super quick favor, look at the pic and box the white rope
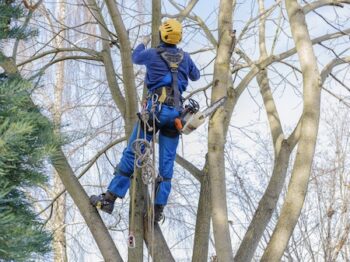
[129,95,159,260]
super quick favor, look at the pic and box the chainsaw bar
[200,96,227,119]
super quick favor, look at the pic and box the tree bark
[51,2,68,259]
[208,0,235,261]
[51,171,68,262]
[86,0,127,118]
[192,170,211,262]
[128,175,145,262]
[234,2,292,259]
[105,0,138,134]
[261,0,321,260]
[234,142,291,262]
[144,220,175,262]
[151,0,161,48]
[51,148,123,262]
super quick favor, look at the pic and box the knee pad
[155,176,172,194]
[114,165,133,178]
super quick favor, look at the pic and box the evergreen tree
[0,0,36,41]
[0,1,56,260]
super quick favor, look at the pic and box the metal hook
[151,93,159,104]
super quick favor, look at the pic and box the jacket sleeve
[187,54,200,81]
[132,44,151,65]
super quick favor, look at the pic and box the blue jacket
[132,43,200,93]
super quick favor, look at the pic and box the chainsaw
[175,96,227,135]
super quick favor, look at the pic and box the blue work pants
[108,102,180,206]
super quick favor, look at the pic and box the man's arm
[132,44,151,65]
[187,55,200,81]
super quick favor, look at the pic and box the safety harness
[128,48,185,254]
[156,47,184,111]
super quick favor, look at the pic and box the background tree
[0,2,54,260]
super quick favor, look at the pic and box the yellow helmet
[159,19,182,45]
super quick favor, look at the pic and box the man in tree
[90,19,200,222]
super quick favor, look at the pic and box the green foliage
[0,2,59,260]
[0,0,70,259]
[0,75,57,261]
[0,189,52,261]
[0,0,37,40]
[0,77,56,186]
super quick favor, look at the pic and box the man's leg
[90,122,153,213]
[155,129,179,221]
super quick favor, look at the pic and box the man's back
[132,43,200,92]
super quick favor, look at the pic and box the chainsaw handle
[174,118,183,131]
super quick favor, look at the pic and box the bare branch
[17,48,101,67]
[303,0,350,14]
[167,0,199,22]
[38,137,126,216]
[176,154,203,182]
[321,56,350,83]
[22,0,43,11]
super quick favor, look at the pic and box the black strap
[157,48,184,111]
[171,69,181,111]
[156,176,172,183]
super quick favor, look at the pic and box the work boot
[154,204,165,223]
[89,191,117,214]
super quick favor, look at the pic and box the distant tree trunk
[51,2,67,261]
[261,0,321,260]
[208,0,235,260]
[51,171,68,262]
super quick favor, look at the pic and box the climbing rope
[150,95,158,260]
[128,94,159,260]
[132,138,155,184]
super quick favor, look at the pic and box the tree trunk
[234,142,291,262]
[51,148,123,262]
[208,0,235,261]
[51,2,68,261]
[52,61,68,261]
[86,0,127,118]
[144,220,175,262]
[128,175,145,261]
[105,0,138,134]
[151,0,161,48]
[192,171,211,262]
[261,0,321,260]
[52,171,68,262]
